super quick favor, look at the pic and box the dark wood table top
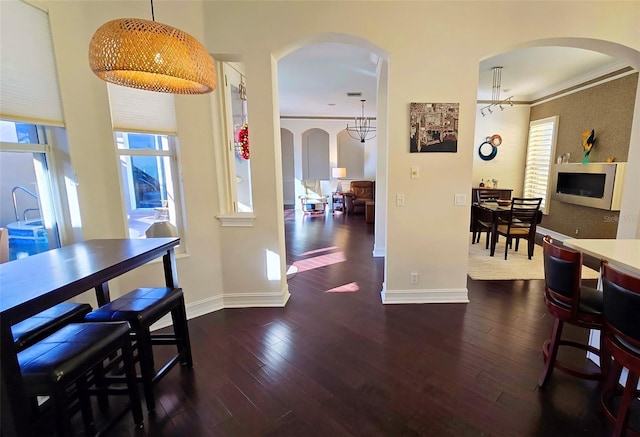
[473,202,510,211]
[0,238,179,324]
[0,237,180,436]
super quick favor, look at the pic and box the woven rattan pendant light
[89,1,216,94]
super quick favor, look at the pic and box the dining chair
[600,261,640,437]
[538,235,605,387]
[496,197,542,260]
[475,189,500,203]
[471,190,495,247]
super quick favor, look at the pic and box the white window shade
[107,83,177,134]
[0,0,64,126]
[523,116,558,214]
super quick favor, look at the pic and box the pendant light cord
[150,0,155,21]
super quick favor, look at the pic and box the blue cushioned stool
[18,322,143,436]
[85,287,192,412]
[12,302,92,351]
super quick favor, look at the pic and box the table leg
[490,221,498,257]
[163,248,178,288]
[94,282,111,306]
[1,321,32,436]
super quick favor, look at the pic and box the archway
[469,38,640,279]
[273,33,390,297]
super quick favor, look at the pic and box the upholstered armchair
[344,181,375,215]
[299,180,329,214]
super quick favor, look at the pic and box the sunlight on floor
[293,251,346,272]
[300,246,339,256]
[325,282,360,293]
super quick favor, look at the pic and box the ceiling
[277,43,626,118]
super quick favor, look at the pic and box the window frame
[214,61,256,226]
[523,116,559,215]
[0,122,67,257]
[223,62,253,213]
[113,131,186,243]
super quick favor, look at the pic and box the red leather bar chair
[601,261,640,437]
[538,236,605,387]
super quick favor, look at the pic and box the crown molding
[476,65,635,107]
[530,66,635,106]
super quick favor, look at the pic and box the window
[0,2,79,261]
[523,116,558,214]
[115,132,182,239]
[222,62,253,212]
[0,121,62,260]
[107,83,185,239]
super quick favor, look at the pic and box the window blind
[0,0,64,126]
[107,83,177,135]
[523,116,558,214]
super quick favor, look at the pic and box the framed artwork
[410,102,459,153]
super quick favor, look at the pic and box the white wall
[280,128,295,205]
[46,1,227,310]
[472,104,532,197]
[33,1,639,310]
[618,79,640,238]
[200,1,639,304]
[280,118,379,202]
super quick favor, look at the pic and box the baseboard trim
[223,290,291,308]
[150,289,290,331]
[151,295,224,331]
[381,288,469,304]
[537,226,570,242]
[372,245,386,257]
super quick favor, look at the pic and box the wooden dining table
[472,202,543,257]
[0,237,180,437]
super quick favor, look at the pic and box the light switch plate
[454,193,466,206]
[396,194,405,206]
[411,166,419,179]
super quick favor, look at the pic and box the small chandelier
[346,99,376,143]
[89,0,216,94]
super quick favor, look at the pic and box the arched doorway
[468,39,640,280]
[273,34,390,296]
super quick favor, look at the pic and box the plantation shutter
[107,83,177,134]
[523,116,558,214]
[0,0,64,126]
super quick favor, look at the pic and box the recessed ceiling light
[347,92,362,97]
[328,103,336,106]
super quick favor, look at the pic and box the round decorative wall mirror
[478,140,497,161]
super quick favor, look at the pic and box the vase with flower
[581,129,596,164]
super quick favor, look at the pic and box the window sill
[216,212,256,227]
[145,246,189,265]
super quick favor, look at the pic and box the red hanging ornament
[236,123,250,160]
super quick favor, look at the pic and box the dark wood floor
[101,209,622,436]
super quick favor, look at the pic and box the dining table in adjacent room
[0,237,180,437]
[471,201,542,257]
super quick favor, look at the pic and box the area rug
[468,237,600,281]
